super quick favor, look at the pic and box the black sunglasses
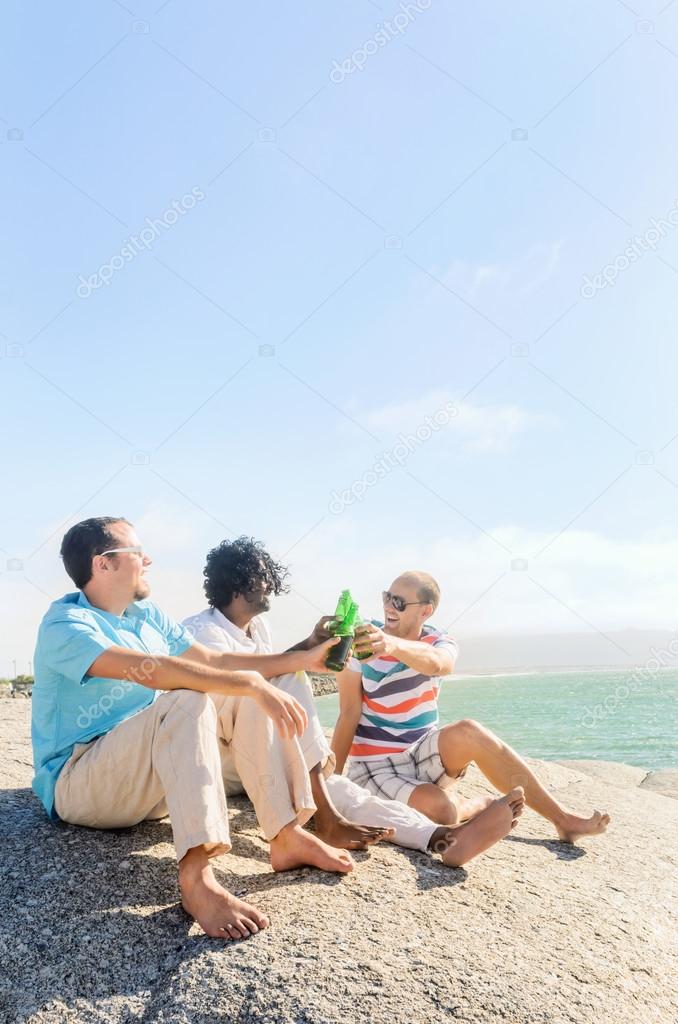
[382,590,429,613]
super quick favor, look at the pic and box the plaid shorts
[347,728,459,805]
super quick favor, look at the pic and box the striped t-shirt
[348,621,458,762]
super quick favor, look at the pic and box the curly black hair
[203,536,290,608]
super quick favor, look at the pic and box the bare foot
[269,821,355,873]
[455,794,495,822]
[556,809,610,844]
[314,812,395,850]
[431,787,525,868]
[179,850,269,940]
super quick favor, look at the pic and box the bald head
[392,571,440,611]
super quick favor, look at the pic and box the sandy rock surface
[309,674,338,698]
[559,759,678,801]
[1,701,677,1024]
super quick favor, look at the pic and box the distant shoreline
[455,664,678,677]
[311,664,678,695]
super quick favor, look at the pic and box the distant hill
[455,629,678,673]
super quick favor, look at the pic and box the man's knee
[444,718,487,744]
[164,688,216,722]
[409,784,459,825]
[455,718,483,735]
[439,718,495,763]
[275,671,314,709]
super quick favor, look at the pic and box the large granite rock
[1,702,676,1024]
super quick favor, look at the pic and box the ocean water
[315,668,678,770]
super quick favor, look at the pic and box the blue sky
[2,0,678,675]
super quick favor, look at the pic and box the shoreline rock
[1,702,677,1023]
[557,759,678,801]
[309,673,338,697]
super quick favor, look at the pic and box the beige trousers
[54,688,315,862]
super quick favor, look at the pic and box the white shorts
[347,729,465,805]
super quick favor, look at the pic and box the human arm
[88,646,308,740]
[330,665,363,774]
[353,625,456,676]
[177,635,337,678]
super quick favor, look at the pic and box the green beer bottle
[325,590,359,672]
[353,615,374,661]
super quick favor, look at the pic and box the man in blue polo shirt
[32,516,354,942]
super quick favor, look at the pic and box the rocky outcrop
[1,702,677,1024]
[309,673,338,697]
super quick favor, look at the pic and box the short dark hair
[417,575,440,611]
[398,570,441,612]
[203,537,289,609]
[60,517,129,589]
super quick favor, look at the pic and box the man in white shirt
[183,537,526,865]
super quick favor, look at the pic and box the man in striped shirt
[332,571,611,844]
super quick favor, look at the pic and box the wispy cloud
[443,240,564,302]
[360,390,552,454]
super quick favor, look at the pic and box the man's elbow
[437,655,455,677]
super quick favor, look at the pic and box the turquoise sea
[315,668,678,771]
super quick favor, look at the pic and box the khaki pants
[54,688,315,862]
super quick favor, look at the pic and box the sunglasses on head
[382,590,429,613]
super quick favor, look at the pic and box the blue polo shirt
[31,591,193,820]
